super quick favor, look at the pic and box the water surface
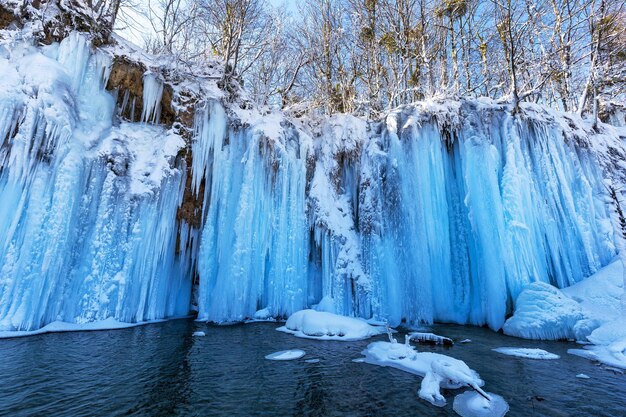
[0,320,624,416]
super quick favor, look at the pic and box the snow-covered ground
[0,317,176,338]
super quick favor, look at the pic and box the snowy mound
[503,282,584,340]
[503,260,626,369]
[265,349,306,361]
[453,391,509,417]
[492,348,559,360]
[360,341,487,407]
[276,310,386,341]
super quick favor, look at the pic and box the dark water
[0,320,624,417]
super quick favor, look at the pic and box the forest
[87,0,625,120]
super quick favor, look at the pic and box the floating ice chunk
[460,339,472,344]
[493,348,559,360]
[265,349,306,361]
[277,310,386,341]
[305,359,320,363]
[453,391,509,417]
[503,282,584,340]
[192,331,206,337]
[408,332,454,346]
[360,341,487,407]
[576,374,590,379]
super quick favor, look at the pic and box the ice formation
[0,24,623,336]
[407,332,454,346]
[359,340,489,407]
[504,259,626,368]
[453,391,510,417]
[502,282,584,340]
[0,33,191,332]
[492,348,560,360]
[190,101,618,330]
[277,309,386,341]
[265,349,306,361]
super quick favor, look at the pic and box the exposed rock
[106,56,146,122]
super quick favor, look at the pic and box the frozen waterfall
[0,33,191,331]
[0,32,620,333]
[191,104,616,330]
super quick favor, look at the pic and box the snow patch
[277,310,386,341]
[492,348,559,360]
[359,340,489,408]
[0,317,169,338]
[265,349,306,361]
[503,282,584,340]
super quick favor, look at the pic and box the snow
[0,32,191,333]
[492,348,560,360]
[0,317,169,338]
[277,310,386,341]
[359,340,490,408]
[453,391,510,417]
[503,259,626,368]
[0,25,622,336]
[253,308,272,320]
[407,332,454,346]
[265,349,306,361]
[503,282,584,340]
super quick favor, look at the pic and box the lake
[0,320,624,416]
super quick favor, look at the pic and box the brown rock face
[177,150,205,229]
[0,4,16,30]
[106,56,147,122]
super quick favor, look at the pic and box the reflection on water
[0,320,624,416]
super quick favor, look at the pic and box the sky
[117,0,297,47]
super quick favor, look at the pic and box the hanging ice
[189,99,618,329]
[0,33,191,331]
[0,29,621,334]
[193,107,310,322]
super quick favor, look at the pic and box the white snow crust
[492,348,560,360]
[453,391,509,417]
[359,340,488,407]
[277,310,386,341]
[265,349,306,361]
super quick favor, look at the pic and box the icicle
[141,72,164,124]
[0,32,189,332]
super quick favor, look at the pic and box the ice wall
[0,31,619,333]
[314,104,616,329]
[0,33,190,331]
[192,102,617,330]
[192,107,311,322]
